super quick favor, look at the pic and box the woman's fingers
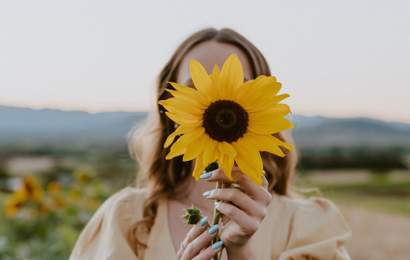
[200,168,232,183]
[215,202,259,235]
[177,217,209,258]
[192,241,224,260]
[181,224,220,260]
[201,167,272,205]
[203,188,266,218]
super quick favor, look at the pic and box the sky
[0,0,409,122]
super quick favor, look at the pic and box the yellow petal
[168,82,210,107]
[202,141,220,172]
[235,76,282,110]
[164,125,194,148]
[248,112,293,135]
[166,128,204,159]
[219,54,244,100]
[245,94,290,113]
[159,98,204,116]
[206,64,221,101]
[165,111,202,127]
[210,64,220,82]
[183,132,208,161]
[246,132,293,157]
[164,88,206,110]
[249,104,291,119]
[232,137,264,185]
[189,59,212,96]
[217,142,237,180]
[192,155,205,180]
[202,137,218,166]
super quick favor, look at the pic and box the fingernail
[198,216,208,226]
[208,224,219,235]
[202,190,211,198]
[212,240,224,250]
[202,190,213,198]
[200,171,212,180]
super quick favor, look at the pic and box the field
[297,170,410,260]
[0,155,409,260]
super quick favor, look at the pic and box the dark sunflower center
[203,100,248,142]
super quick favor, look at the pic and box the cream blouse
[69,187,352,260]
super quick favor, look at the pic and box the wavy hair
[126,28,298,257]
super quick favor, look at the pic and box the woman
[69,28,351,260]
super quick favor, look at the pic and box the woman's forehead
[177,41,253,85]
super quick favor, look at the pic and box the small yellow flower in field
[159,54,293,184]
[47,181,62,194]
[85,198,100,210]
[4,192,26,218]
[74,170,92,183]
[50,195,67,209]
[38,201,50,215]
[20,175,44,202]
[68,189,81,201]
[46,181,67,209]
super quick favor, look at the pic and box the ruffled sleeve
[69,187,146,260]
[278,197,352,260]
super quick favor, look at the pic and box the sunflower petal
[192,155,205,180]
[165,112,202,127]
[210,64,220,82]
[247,132,293,157]
[235,76,282,110]
[248,113,293,135]
[189,59,212,95]
[217,142,236,181]
[165,128,204,159]
[164,125,195,148]
[245,94,291,113]
[168,82,210,107]
[219,54,244,100]
[164,88,206,110]
[232,136,264,185]
[202,137,218,166]
[183,132,208,161]
[159,98,204,116]
[207,64,221,101]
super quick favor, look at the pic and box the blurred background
[0,1,409,259]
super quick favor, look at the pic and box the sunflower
[4,191,26,218]
[20,175,44,202]
[159,54,293,184]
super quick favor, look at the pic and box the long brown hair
[127,28,298,257]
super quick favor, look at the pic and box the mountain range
[1,105,409,150]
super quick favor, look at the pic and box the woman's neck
[175,177,216,215]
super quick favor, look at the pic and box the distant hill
[0,105,409,151]
[0,105,145,150]
[292,115,410,149]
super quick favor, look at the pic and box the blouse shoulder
[69,186,147,260]
[276,195,352,260]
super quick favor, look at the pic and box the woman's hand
[200,167,272,259]
[176,216,224,260]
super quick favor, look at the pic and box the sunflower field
[0,168,115,260]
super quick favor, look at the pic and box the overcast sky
[1,0,409,122]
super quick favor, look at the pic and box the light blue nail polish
[198,216,208,226]
[202,190,212,198]
[200,171,212,180]
[212,240,224,250]
[208,224,219,235]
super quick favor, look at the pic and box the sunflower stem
[212,180,226,260]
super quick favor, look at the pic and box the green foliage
[0,166,119,260]
[297,171,410,216]
[299,147,408,171]
[183,206,203,225]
